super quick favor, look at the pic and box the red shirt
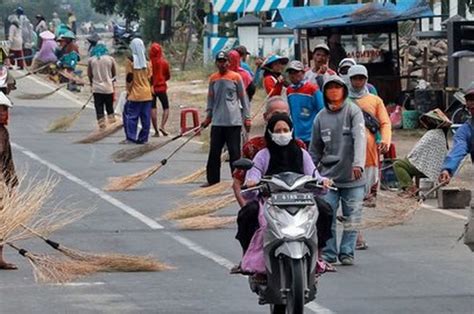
[149,43,170,93]
[233,136,307,182]
[263,74,284,97]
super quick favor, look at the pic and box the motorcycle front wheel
[286,258,305,314]
[269,304,286,314]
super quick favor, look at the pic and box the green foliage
[90,0,142,25]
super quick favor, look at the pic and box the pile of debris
[399,38,448,88]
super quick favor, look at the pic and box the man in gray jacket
[310,75,366,266]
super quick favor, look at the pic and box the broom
[75,117,123,144]
[14,62,54,80]
[176,215,236,230]
[111,125,202,163]
[46,94,93,132]
[16,84,67,100]
[104,127,203,191]
[20,224,173,272]
[7,242,99,283]
[160,151,228,185]
[188,181,232,197]
[163,194,235,220]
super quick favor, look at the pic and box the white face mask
[269,131,292,146]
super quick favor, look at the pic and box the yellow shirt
[125,59,153,102]
[354,94,392,167]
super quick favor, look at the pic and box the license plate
[271,193,314,206]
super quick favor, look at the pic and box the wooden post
[422,46,428,82]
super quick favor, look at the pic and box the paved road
[0,74,473,314]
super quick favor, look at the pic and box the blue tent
[279,0,435,30]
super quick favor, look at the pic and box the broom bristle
[26,252,99,283]
[75,119,123,144]
[58,246,174,272]
[111,139,173,163]
[160,167,206,185]
[16,88,62,100]
[104,164,162,191]
[177,215,235,230]
[188,181,232,197]
[351,192,420,230]
[46,112,81,132]
[163,194,235,220]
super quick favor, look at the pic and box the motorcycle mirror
[232,158,254,171]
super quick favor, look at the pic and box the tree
[90,0,142,28]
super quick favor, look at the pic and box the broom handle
[251,87,275,120]
[6,242,29,257]
[160,127,203,166]
[80,94,94,111]
[20,224,61,249]
[15,62,54,79]
[170,125,202,141]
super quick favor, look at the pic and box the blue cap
[262,55,289,68]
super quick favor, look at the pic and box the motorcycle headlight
[281,225,306,238]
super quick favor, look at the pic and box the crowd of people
[5,7,77,70]
[199,42,473,275]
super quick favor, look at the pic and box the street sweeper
[0,91,18,270]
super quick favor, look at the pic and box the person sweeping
[0,92,19,270]
[122,38,153,144]
[87,42,117,129]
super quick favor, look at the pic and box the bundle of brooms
[47,94,93,132]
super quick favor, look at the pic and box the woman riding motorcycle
[241,114,333,275]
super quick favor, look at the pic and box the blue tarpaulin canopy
[279,0,435,30]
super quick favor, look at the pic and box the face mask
[269,131,292,146]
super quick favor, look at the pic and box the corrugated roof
[279,0,435,30]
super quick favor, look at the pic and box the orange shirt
[354,94,392,167]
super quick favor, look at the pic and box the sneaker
[339,256,354,266]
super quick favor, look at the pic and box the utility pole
[181,0,194,71]
[293,0,305,60]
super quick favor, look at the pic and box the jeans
[123,100,152,144]
[322,185,365,262]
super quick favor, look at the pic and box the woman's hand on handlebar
[321,178,333,189]
[245,180,258,188]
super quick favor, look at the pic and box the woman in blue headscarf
[87,41,118,128]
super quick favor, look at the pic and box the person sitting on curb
[439,83,474,184]
[394,109,452,198]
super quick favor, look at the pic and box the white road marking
[25,74,93,108]
[51,282,106,287]
[12,142,334,314]
[421,203,468,220]
[11,142,164,230]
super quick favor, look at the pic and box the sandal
[0,262,18,270]
[356,241,369,250]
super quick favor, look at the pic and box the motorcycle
[234,158,329,314]
[113,23,140,52]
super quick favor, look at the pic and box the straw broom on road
[161,151,228,185]
[104,127,203,191]
[75,117,123,144]
[20,225,173,272]
[111,125,202,162]
[7,242,99,283]
[163,194,235,220]
[176,215,235,230]
[16,84,67,100]
[188,181,232,197]
[46,94,93,132]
